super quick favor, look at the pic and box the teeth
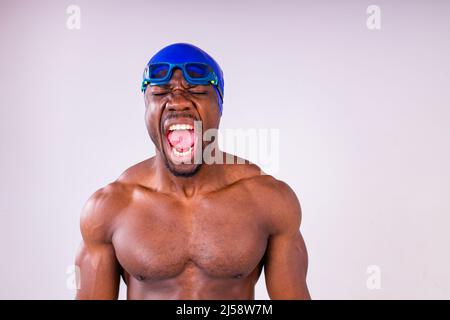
[168,124,194,131]
[172,146,193,157]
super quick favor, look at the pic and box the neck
[152,151,225,197]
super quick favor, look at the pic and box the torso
[108,158,277,299]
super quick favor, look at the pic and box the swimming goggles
[141,62,224,102]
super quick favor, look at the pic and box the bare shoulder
[259,176,302,236]
[234,167,302,235]
[80,158,154,245]
[227,160,298,203]
[116,157,156,189]
[223,158,298,201]
[80,181,133,244]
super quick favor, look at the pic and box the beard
[162,156,202,177]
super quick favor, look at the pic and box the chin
[164,161,202,178]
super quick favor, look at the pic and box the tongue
[167,130,194,151]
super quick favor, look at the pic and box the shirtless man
[75,43,310,300]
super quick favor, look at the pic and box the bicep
[75,240,121,300]
[74,187,122,300]
[264,230,310,299]
[263,180,310,299]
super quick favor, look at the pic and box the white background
[0,0,449,299]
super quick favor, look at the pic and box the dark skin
[75,69,310,299]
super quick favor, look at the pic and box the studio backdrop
[0,0,449,299]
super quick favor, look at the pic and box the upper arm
[75,186,122,300]
[264,181,310,300]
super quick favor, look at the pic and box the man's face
[144,69,221,177]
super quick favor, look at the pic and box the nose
[165,69,194,112]
[166,93,194,112]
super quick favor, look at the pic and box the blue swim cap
[146,43,224,115]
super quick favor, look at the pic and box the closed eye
[150,84,170,96]
[152,91,169,96]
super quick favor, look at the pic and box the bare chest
[112,192,269,281]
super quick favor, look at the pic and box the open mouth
[164,121,196,163]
